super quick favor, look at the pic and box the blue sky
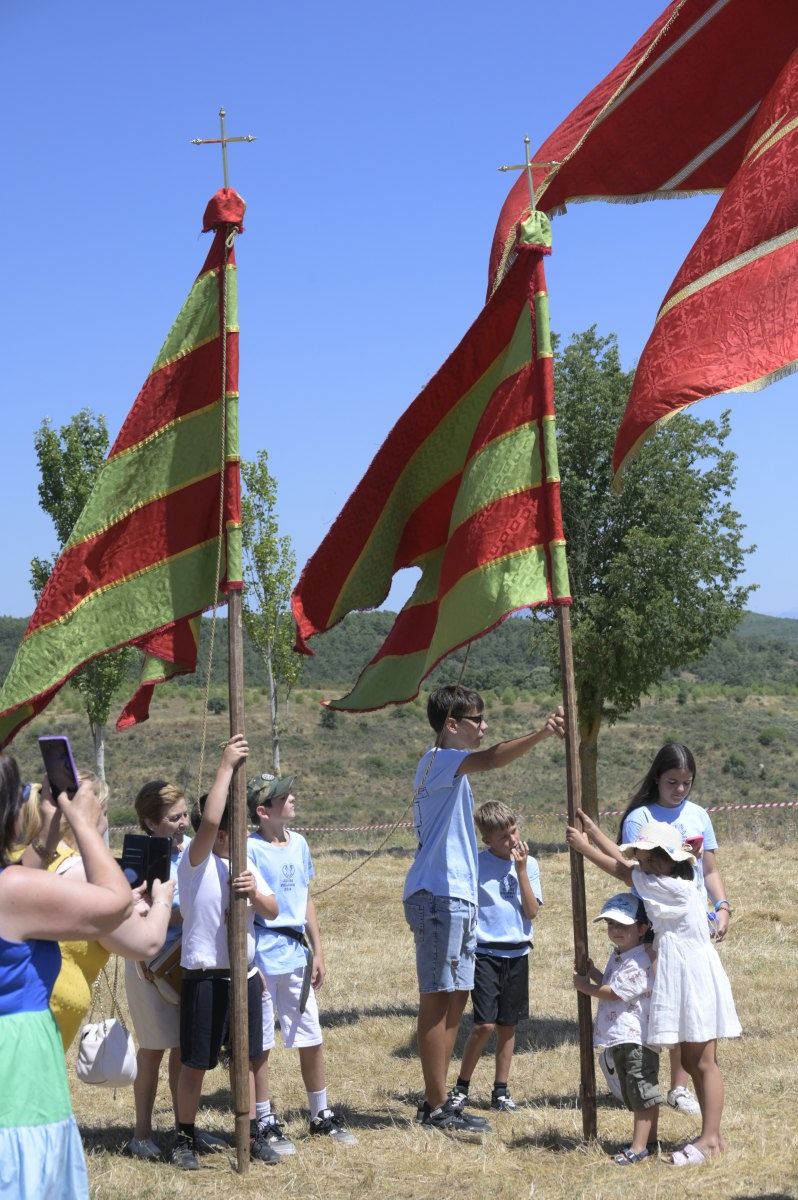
[2,1,795,620]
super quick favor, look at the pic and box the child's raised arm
[566,819,634,886]
[460,709,565,776]
[189,735,249,867]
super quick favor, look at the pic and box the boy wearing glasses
[405,684,563,1134]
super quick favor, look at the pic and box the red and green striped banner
[0,188,245,745]
[292,212,570,712]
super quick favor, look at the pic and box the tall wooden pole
[558,605,597,1139]
[498,135,597,1142]
[193,108,256,1175]
[227,590,250,1171]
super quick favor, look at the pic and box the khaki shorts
[610,1042,663,1111]
[125,957,180,1050]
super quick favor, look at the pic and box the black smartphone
[119,833,172,889]
[38,735,80,799]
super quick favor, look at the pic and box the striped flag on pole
[0,189,244,745]
[292,212,570,712]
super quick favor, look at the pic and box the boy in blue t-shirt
[246,773,356,1155]
[405,684,563,1134]
[451,801,542,1114]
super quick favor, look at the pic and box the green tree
[534,328,754,818]
[241,450,301,772]
[31,410,135,781]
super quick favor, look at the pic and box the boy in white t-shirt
[405,684,564,1134]
[171,736,279,1171]
[450,801,543,1114]
[572,893,662,1166]
[246,772,356,1154]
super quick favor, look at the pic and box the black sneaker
[169,1137,200,1171]
[308,1108,358,1146]
[420,1099,491,1135]
[490,1088,517,1112]
[257,1114,296,1157]
[448,1085,468,1111]
[250,1131,280,1164]
[194,1128,229,1153]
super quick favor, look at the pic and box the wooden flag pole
[557,605,597,1140]
[500,135,596,1139]
[227,591,251,1171]
[194,108,255,1174]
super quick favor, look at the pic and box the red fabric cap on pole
[203,188,246,232]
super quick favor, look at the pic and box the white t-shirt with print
[592,943,656,1051]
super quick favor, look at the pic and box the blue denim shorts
[404,890,477,993]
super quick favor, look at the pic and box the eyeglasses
[459,714,486,727]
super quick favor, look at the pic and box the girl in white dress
[566,812,741,1167]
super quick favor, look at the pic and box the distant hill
[2,608,798,698]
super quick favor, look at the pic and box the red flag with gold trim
[613,48,798,475]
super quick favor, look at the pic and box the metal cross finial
[191,108,256,189]
[498,135,559,211]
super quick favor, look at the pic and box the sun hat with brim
[246,772,295,806]
[593,893,647,925]
[619,820,696,864]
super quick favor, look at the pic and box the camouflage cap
[246,772,295,807]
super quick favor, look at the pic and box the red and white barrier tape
[293,799,798,834]
[112,799,798,838]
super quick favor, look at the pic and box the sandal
[613,1147,650,1165]
[668,1143,707,1167]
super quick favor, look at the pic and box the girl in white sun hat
[566,813,741,1167]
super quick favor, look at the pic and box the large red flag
[489,0,798,292]
[0,190,244,745]
[614,48,798,475]
[488,0,798,480]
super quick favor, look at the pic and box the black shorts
[471,952,529,1026]
[180,970,264,1069]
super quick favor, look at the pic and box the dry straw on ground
[72,814,798,1200]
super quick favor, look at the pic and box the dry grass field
[69,812,798,1200]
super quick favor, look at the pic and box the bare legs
[668,1044,692,1092]
[680,1039,725,1157]
[417,989,469,1108]
[630,1105,658,1155]
[458,1021,516,1091]
[133,1046,180,1138]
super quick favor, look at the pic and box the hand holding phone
[38,735,80,799]
[119,834,172,890]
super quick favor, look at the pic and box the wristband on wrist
[152,900,172,912]
[713,899,732,913]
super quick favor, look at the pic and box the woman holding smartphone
[0,751,131,1199]
[19,771,176,1051]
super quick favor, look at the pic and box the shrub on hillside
[758,724,786,746]
[320,707,338,730]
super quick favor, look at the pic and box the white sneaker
[667,1086,701,1116]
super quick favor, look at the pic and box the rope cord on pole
[195,229,237,801]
